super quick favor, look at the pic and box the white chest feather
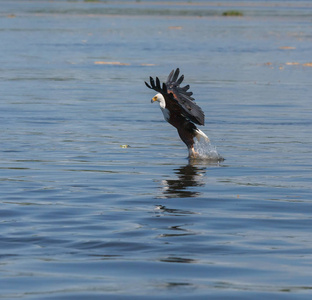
[160,107,170,122]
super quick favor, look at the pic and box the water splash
[193,139,224,162]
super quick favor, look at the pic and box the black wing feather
[162,82,167,94]
[167,69,174,82]
[166,68,205,125]
[172,68,179,82]
[176,74,184,85]
[156,77,161,89]
[145,68,205,126]
[145,76,163,93]
[145,81,152,89]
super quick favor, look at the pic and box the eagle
[145,68,209,158]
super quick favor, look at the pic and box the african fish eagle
[145,68,209,158]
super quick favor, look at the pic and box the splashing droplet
[194,139,224,162]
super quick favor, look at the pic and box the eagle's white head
[151,93,166,109]
[151,93,169,121]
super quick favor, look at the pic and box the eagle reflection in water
[159,163,206,199]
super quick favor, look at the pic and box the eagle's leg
[177,123,200,158]
[188,145,199,158]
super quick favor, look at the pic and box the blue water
[1,1,312,299]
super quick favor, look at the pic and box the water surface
[1,1,312,299]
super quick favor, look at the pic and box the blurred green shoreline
[2,0,312,18]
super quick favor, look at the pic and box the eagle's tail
[195,128,210,143]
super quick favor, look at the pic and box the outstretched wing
[166,68,195,101]
[166,68,205,125]
[145,68,205,125]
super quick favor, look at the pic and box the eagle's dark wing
[145,69,205,126]
[166,68,205,126]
